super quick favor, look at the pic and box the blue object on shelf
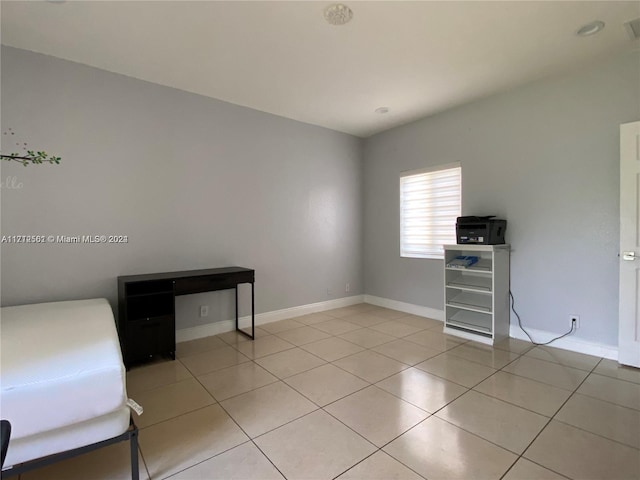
[446,255,479,269]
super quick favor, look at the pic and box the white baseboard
[176,294,365,343]
[363,294,444,321]
[177,293,619,361]
[364,294,618,361]
[509,325,618,360]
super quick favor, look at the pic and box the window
[400,163,461,259]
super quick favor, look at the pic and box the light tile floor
[21,304,640,480]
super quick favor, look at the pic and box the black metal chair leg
[1,420,11,479]
[130,426,139,480]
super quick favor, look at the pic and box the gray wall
[364,49,640,347]
[4,44,639,347]
[0,46,363,329]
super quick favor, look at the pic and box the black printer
[456,216,506,245]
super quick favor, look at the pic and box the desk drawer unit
[117,279,176,367]
[126,315,175,364]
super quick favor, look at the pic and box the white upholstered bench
[0,299,138,479]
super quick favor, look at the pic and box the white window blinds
[400,164,461,259]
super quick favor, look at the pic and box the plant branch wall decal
[1,128,61,166]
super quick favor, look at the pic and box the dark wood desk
[117,267,255,367]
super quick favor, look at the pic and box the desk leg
[235,283,255,340]
[235,285,239,331]
[251,281,255,339]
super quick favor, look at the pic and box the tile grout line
[206,356,381,459]
[329,450,381,480]
[547,356,640,450]
[327,359,412,385]
[173,325,517,444]
[136,443,153,480]
[42,310,415,478]
[373,348,561,479]
[237,395,385,479]
[588,370,640,387]
[285,374,373,410]
[568,388,640,413]
[136,401,217,432]
[481,343,564,480]
[225,323,433,478]
[135,398,230,479]
[220,331,621,480]
[389,354,548,455]
[248,439,289,480]
[486,353,589,394]
[520,348,601,373]
[398,348,501,390]
[593,368,640,385]
[498,355,605,480]
[550,416,640,451]
[363,349,534,478]
[380,344,557,479]
[329,449,428,480]
[178,320,428,427]
[157,439,255,480]
[141,316,618,480]
[466,388,559,420]
[190,365,295,480]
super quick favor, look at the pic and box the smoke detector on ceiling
[324,4,353,26]
[576,20,605,37]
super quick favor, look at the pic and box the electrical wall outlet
[345,283,350,292]
[200,305,209,317]
[570,315,580,329]
[327,288,332,296]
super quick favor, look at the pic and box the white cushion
[1,299,127,440]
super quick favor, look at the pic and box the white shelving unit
[443,244,510,345]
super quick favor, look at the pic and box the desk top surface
[118,266,254,284]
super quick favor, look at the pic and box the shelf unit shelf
[446,291,493,313]
[445,258,493,273]
[443,244,510,345]
[446,276,493,292]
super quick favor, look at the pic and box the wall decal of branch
[1,128,61,166]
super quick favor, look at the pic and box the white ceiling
[1,1,639,137]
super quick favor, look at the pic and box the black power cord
[510,290,575,346]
